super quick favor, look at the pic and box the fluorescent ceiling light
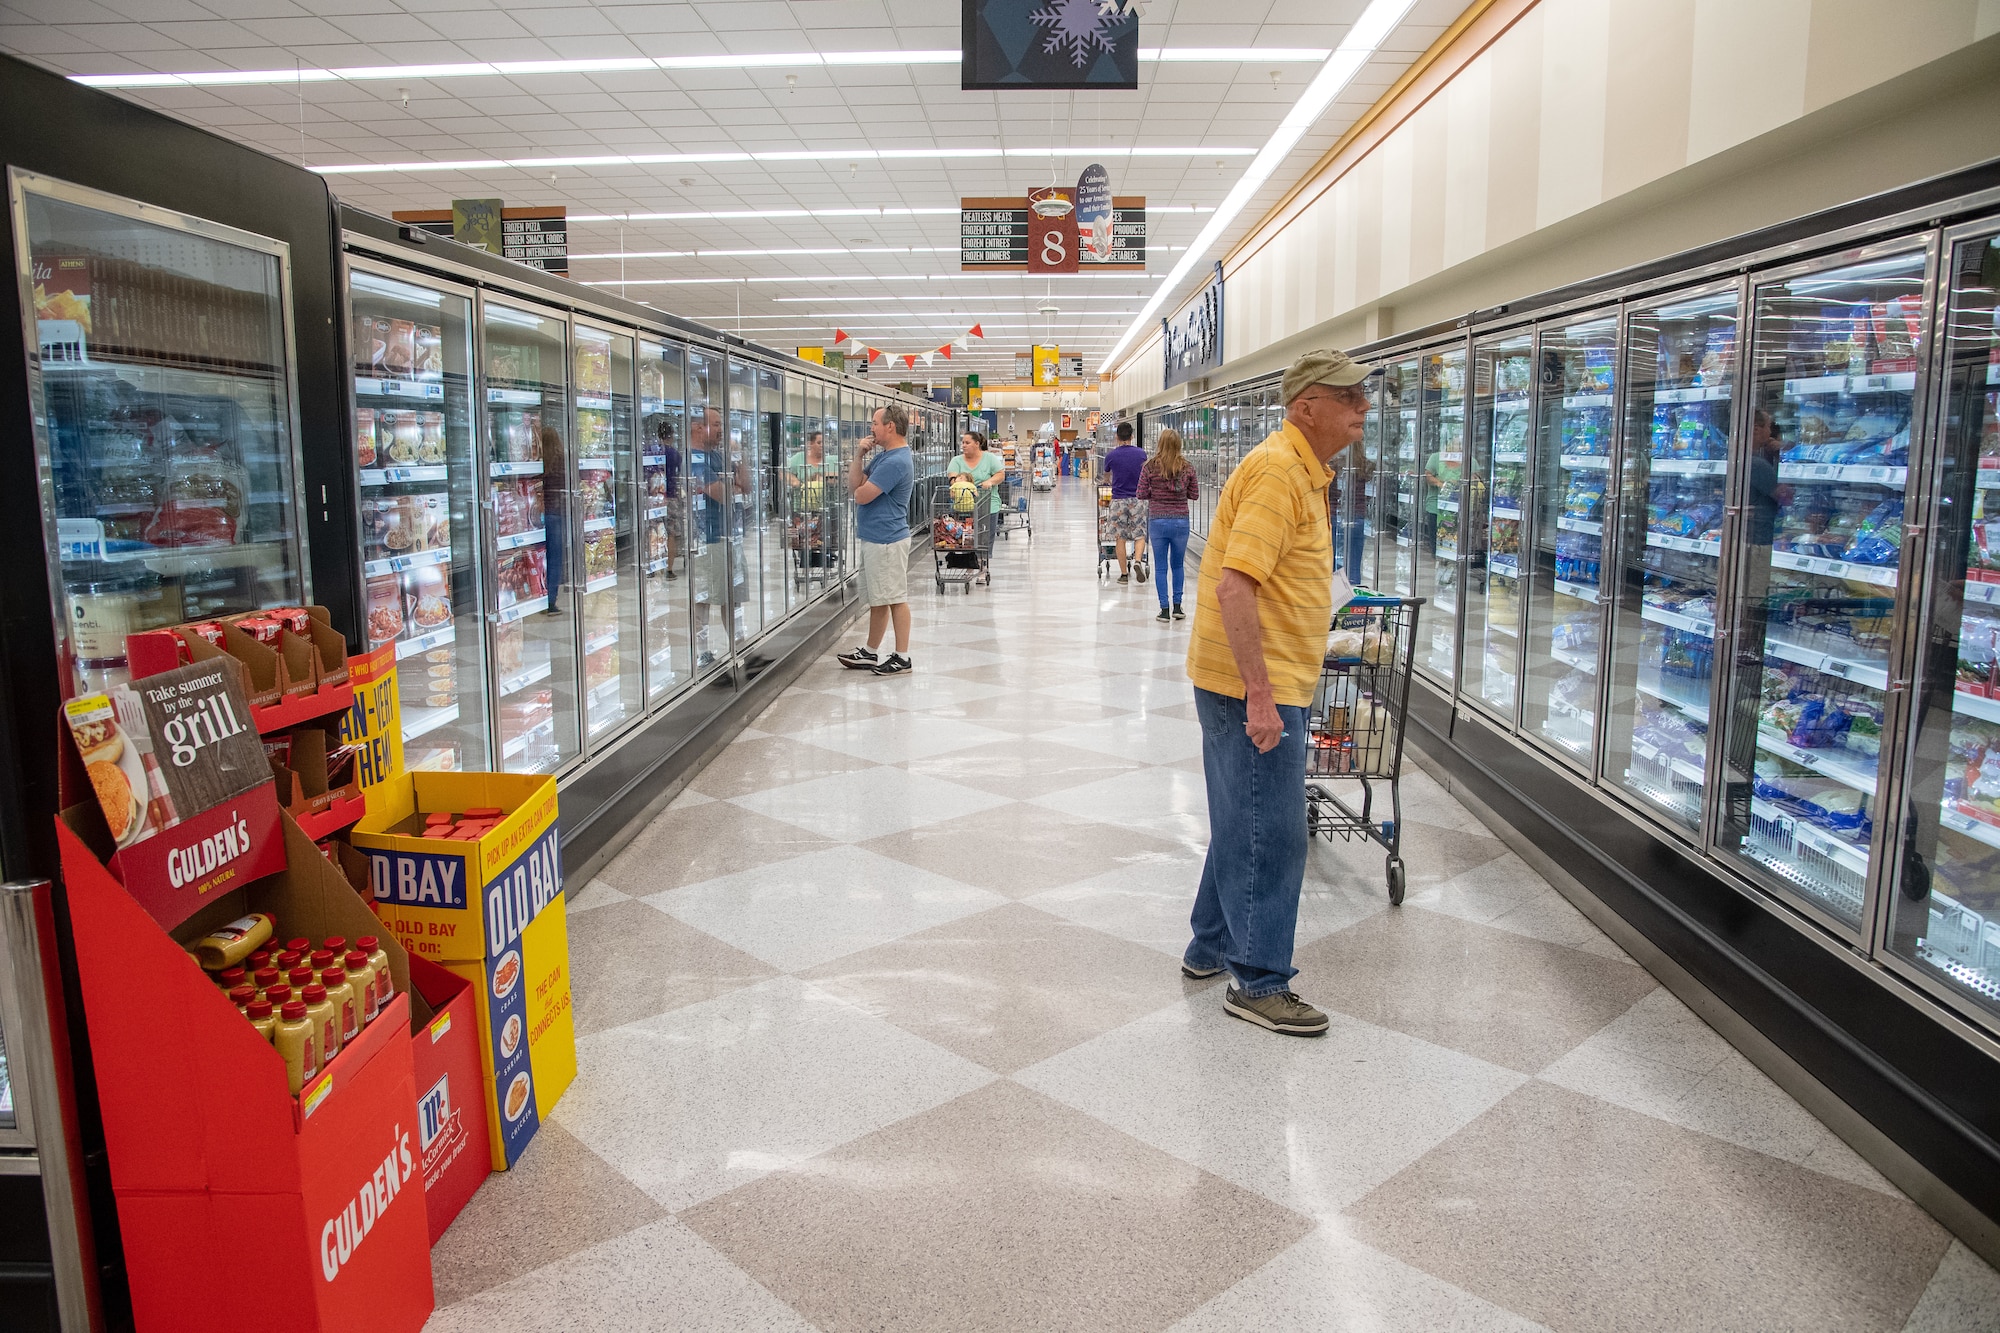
[312,147,1249,175]
[586,272,1158,288]
[568,206,1211,224]
[1100,0,1419,373]
[571,245,960,259]
[72,47,1328,90]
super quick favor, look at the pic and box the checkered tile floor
[422,481,1999,1333]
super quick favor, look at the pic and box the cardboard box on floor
[405,953,493,1242]
[57,805,435,1333]
[352,771,575,1171]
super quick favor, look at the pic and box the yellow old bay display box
[352,772,575,1169]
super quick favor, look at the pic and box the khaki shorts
[859,537,911,606]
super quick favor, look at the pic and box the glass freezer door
[1891,226,2000,1014]
[14,173,306,698]
[1604,288,1740,830]
[348,264,488,772]
[686,349,727,674]
[1718,250,1927,930]
[1464,333,1533,721]
[639,337,690,705]
[1418,347,1466,683]
[483,299,578,775]
[1356,381,1383,588]
[1523,315,1617,767]
[726,357,761,647]
[1382,357,1422,600]
[575,325,641,746]
[758,366,789,625]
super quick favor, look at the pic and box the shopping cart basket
[930,480,991,595]
[1000,463,1033,541]
[1306,593,1424,903]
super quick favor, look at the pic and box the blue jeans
[1186,687,1311,997]
[1149,515,1189,608]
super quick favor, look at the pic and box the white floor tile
[1017,996,1526,1216]
[555,976,994,1212]
[1167,1223,1552,1333]
[1027,765,1211,850]
[567,878,631,915]
[648,844,1007,972]
[1903,1240,2000,1332]
[788,708,1017,764]
[1035,712,1207,765]
[730,764,1012,842]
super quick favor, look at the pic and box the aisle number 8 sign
[1027,187,1078,275]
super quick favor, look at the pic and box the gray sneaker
[1224,987,1329,1036]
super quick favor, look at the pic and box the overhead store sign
[1014,351,1032,381]
[1027,187,1078,274]
[1164,262,1224,389]
[962,0,1140,90]
[392,206,569,276]
[1032,344,1060,387]
[961,195,1145,270]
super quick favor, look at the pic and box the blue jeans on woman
[1185,687,1311,997]
[1149,515,1190,608]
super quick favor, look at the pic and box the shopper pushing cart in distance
[1103,421,1150,583]
[1182,349,1374,1038]
[946,430,1004,584]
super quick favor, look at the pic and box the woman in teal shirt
[947,431,1005,582]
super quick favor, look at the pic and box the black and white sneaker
[872,653,913,676]
[836,645,879,670]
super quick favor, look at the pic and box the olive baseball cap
[1282,348,1372,404]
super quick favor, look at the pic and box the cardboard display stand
[406,954,493,1242]
[58,807,435,1333]
[354,772,576,1170]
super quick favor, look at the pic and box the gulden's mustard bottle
[302,983,340,1065]
[245,998,276,1044]
[321,967,361,1047]
[342,951,379,1026]
[358,936,393,1010]
[273,1001,317,1095]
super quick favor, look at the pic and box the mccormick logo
[164,808,255,889]
[320,1124,415,1283]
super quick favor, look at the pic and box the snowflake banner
[962,0,1139,91]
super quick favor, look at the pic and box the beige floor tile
[1903,1240,2000,1332]
[682,1080,1313,1333]
[751,689,894,735]
[1293,907,1658,1074]
[801,902,1206,1073]
[566,899,780,1036]
[597,800,836,896]
[427,1119,668,1308]
[1346,1081,1952,1333]
[687,732,880,799]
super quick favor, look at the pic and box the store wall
[1108,0,2000,412]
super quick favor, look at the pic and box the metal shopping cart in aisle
[999,457,1033,541]
[1305,593,1424,903]
[930,478,990,595]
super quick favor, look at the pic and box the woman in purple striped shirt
[1137,429,1199,622]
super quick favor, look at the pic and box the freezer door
[639,337,692,705]
[1357,383,1383,589]
[1382,357,1423,602]
[727,356,762,647]
[685,349,729,676]
[1889,225,2000,1016]
[348,263,489,772]
[1716,248,1929,932]
[1602,287,1741,832]
[14,172,307,698]
[759,366,790,625]
[576,324,642,747]
[787,376,838,601]
[1464,332,1534,722]
[1417,346,1467,685]
[1522,315,1617,769]
[483,298,579,775]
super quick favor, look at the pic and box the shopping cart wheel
[1386,857,1406,906]
[936,578,945,593]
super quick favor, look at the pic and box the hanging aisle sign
[961,196,1145,270]
[392,206,569,276]
[1164,262,1225,388]
[962,0,1140,90]
[1026,187,1078,275]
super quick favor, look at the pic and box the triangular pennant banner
[866,347,882,363]
[968,323,984,340]
[938,344,952,360]
[901,354,917,369]
[832,329,848,344]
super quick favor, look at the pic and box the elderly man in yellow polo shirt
[1181,348,1373,1037]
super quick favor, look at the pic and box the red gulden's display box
[405,953,493,1243]
[57,806,436,1333]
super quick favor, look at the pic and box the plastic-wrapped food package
[1843,497,1904,565]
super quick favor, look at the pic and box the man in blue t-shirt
[836,403,918,675]
[1103,420,1150,582]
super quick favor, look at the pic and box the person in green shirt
[787,430,841,575]
[947,431,1005,582]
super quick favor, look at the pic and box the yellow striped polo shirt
[1187,421,1334,708]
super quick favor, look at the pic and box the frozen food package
[419,412,445,464]
[414,323,443,378]
[386,319,416,376]
[365,572,404,646]
[365,316,392,372]
[355,408,377,469]
[1870,295,1922,372]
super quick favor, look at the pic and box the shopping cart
[1000,461,1033,541]
[1305,593,1425,904]
[930,480,990,595]
[1097,485,1148,581]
